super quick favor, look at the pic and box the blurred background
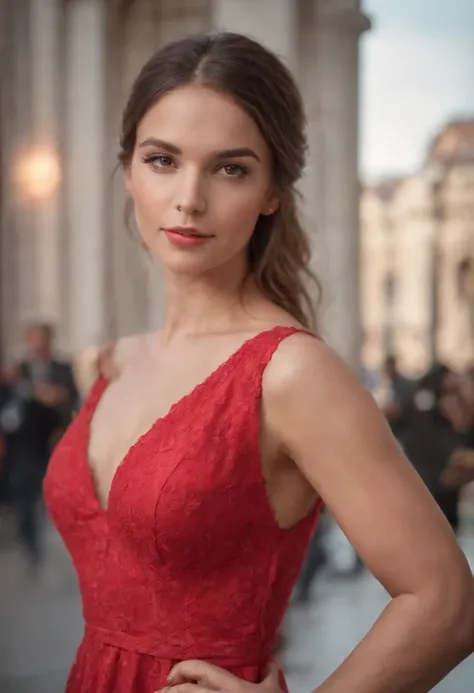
[1,0,474,691]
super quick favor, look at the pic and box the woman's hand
[157,660,282,693]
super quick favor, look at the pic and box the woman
[43,33,474,693]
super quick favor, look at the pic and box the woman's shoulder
[262,327,363,406]
[98,331,155,380]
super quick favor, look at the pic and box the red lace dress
[44,326,322,693]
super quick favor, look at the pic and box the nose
[175,168,206,216]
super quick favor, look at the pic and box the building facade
[361,118,474,374]
[0,0,370,370]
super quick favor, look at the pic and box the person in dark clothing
[439,370,474,502]
[19,322,79,430]
[1,395,58,563]
[402,364,467,533]
[0,380,13,505]
[1,322,78,569]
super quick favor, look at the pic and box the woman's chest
[50,379,264,557]
[88,362,211,473]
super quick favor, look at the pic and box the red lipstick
[162,226,213,248]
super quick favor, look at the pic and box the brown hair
[119,32,320,329]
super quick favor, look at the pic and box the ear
[261,194,280,217]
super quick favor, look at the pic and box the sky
[360,0,474,182]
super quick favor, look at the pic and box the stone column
[212,0,298,70]
[65,0,107,352]
[0,0,18,360]
[29,0,63,334]
[107,0,163,338]
[0,0,34,360]
[313,2,371,369]
[159,1,212,41]
[298,1,325,320]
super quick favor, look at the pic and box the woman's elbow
[455,582,474,655]
[430,574,474,657]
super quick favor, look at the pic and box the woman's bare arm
[263,334,474,693]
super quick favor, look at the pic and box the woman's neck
[161,261,258,342]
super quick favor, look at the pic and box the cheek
[215,184,265,236]
[131,173,168,228]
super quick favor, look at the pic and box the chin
[157,250,218,278]
[162,249,249,282]
[149,236,249,279]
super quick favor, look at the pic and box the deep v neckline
[81,326,296,515]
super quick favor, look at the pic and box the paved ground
[0,521,473,693]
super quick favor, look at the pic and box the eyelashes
[220,163,248,179]
[142,154,173,168]
[141,154,249,179]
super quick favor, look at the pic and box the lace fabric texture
[44,326,322,693]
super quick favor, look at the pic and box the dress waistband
[85,623,271,668]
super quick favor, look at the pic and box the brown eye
[220,164,248,178]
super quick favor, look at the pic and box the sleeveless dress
[44,326,322,693]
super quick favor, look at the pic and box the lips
[162,226,210,238]
[162,226,213,249]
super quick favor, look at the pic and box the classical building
[361,118,474,374]
[0,0,370,373]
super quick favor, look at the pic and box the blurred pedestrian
[402,364,468,533]
[441,367,474,491]
[2,322,78,570]
[19,322,78,431]
[0,376,12,506]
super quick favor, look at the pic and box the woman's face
[126,84,279,277]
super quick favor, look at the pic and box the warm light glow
[14,147,61,201]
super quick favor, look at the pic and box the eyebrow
[138,138,261,163]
